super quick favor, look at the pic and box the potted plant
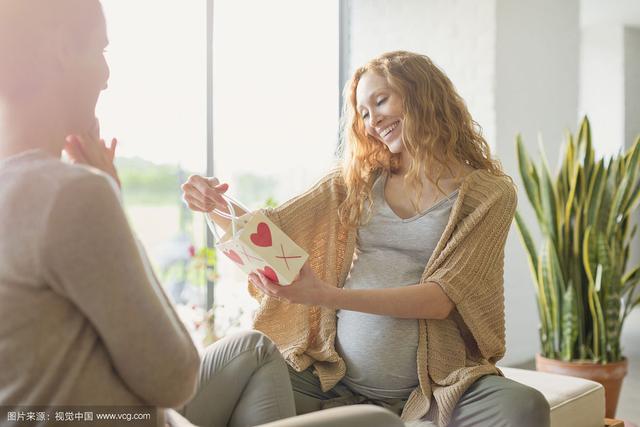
[515,116,640,418]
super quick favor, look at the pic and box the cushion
[501,367,605,427]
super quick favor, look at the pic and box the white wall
[624,27,640,288]
[580,1,640,343]
[581,0,640,27]
[625,27,640,150]
[579,25,625,157]
[495,0,580,365]
[580,1,640,153]
[345,0,497,149]
[344,0,581,365]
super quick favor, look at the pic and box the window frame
[204,0,345,310]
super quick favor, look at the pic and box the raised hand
[64,121,120,188]
[181,175,230,214]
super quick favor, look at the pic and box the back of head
[0,0,103,98]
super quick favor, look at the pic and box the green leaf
[622,137,640,215]
[598,160,617,231]
[622,264,640,299]
[624,136,640,181]
[540,239,561,354]
[606,175,629,237]
[561,284,578,360]
[593,266,607,360]
[538,141,560,242]
[548,236,568,298]
[586,162,606,229]
[587,265,607,361]
[582,227,597,284]
[623,180,640,217]
[596,232,613,291]
[622,264,640,288]
[516,136,543,220]
[536,246,555,356]
[515,211,539,283]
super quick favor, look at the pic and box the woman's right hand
[64,134,121,189]
[181,175,230,213]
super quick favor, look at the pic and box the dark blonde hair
[338,50,506,228]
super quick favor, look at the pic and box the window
[97,1,210,344]
[97,0,340,343]
[211,0,340,333]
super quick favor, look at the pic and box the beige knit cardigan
[248,168,517,427]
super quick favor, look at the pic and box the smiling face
[340,51,504,229]
[355,71,405,154]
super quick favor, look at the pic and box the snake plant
[515,116,640,363]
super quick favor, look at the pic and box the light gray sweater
[0,150,200,426]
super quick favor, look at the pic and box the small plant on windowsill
[185,244,218,286]
[184,244,219,347]
[264,196,278,209]
[161,243,219,348]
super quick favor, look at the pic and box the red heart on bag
[250,222,273,247]
[223,249,244,265]
[258,266,279,284]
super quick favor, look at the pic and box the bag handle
[205,192,251,243]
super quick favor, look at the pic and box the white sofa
[168,367,606,427]
[501,367,605,427]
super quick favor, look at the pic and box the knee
[243,330,281,361]
[230,329,272,348]
[312,406,404,427]
[204,330,282,365]
[502,386,550,427]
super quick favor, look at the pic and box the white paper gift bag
[205,194,308,286]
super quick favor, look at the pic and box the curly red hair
[338,51,506,227]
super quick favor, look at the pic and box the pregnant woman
[182,51,550,427]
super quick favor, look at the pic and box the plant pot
[535,353,628,418]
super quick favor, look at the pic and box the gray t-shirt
[336,173,457,400]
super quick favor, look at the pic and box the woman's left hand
[249,262,335,306]
[64,122,121,188]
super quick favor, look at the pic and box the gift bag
[205,194,308,286]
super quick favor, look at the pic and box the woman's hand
[64,131,121,188]
[181,175,230,213]
[249,262,337,306]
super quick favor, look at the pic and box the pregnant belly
[336,310,419,398]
